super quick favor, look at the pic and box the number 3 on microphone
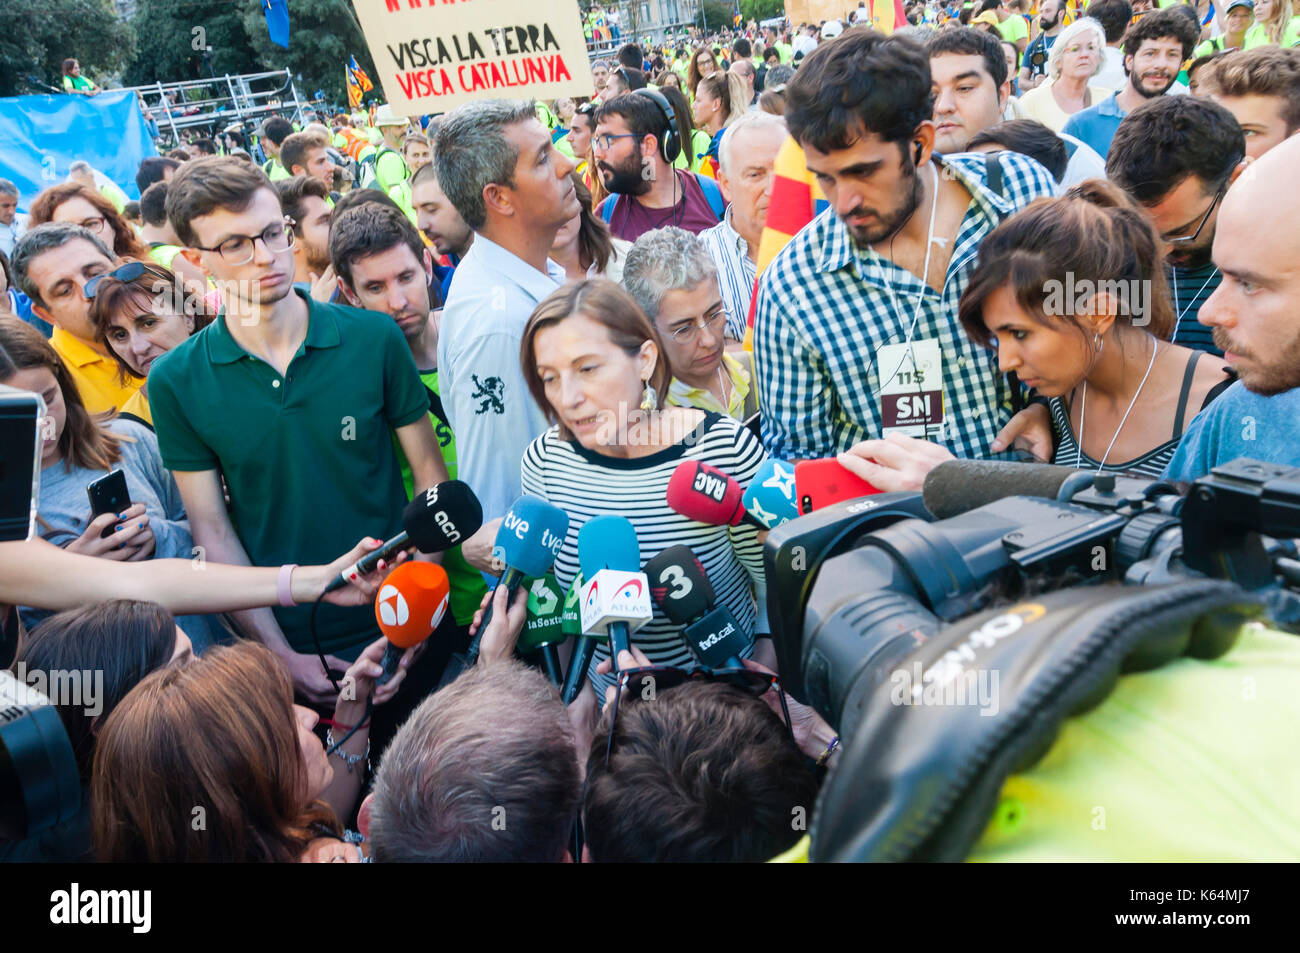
[657,564,693,600]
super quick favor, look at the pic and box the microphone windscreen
[667,460,744,526]
[403,480,484,553]
[922,459,1081,520]
[578,515,641,578]
[374,562,450,648]
[560,571,584,638]
[519,574,567,651]
[493,495,569,577]
[741,458,799,529]
[644,544,713,625]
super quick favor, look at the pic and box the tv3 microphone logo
[698,622,736,651]
[692,467,728,503]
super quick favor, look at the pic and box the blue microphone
[741,458,799,529]
[466,495,569,665]
[575,516,651,676]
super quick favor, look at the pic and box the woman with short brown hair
[518,279,774,696]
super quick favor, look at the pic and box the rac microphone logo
[692,468,728,503]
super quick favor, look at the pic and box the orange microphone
[373,562,450,685]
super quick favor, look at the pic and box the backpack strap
[984,152,1005,199]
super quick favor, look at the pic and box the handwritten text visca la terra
[388,23,562,70]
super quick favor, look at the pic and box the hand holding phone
[87,469,130,538]
[794,458,881,514]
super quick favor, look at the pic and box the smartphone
[794,459,882,515]
[86,469,130,538]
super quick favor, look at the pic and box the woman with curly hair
[28,183,149,260]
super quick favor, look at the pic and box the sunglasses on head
[83,260,172,300]
[603,664,793,768]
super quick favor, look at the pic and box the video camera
[764,458,1300,727]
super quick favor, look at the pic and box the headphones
[634,87,682,164]
[913,140,924,165]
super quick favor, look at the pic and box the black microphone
[921,460,1081,520]
[323,480,482,594]
[644,545,749,669]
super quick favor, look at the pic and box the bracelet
[816,736,840,768]
[278,563,298,607]
[325,729,371,776]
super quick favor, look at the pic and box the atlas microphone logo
[615,578,643,601]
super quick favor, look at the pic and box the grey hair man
[699,110,787,342]
[434,99,579,571]
[359,660,581,862]
[624,226,756,420]
[0,178,28,258]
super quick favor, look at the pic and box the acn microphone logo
[377,585,410,627]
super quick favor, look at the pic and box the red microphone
[373,562,450,685]
[666,460,766,529]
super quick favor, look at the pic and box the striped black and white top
[520,411,768,694]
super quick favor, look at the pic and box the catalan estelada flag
[347,55,374,109]
[742,135,828,351]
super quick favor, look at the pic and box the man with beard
[753,31,1056,463]
[1164,135,1300,480]
[1018,0,1065,92]
[1108,97,1248,355]
[591,91,726,243]
[1063,8,1199,159]
[275,176,335,297]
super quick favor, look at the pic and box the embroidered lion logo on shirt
[471,374,505,415]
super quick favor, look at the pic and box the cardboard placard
[352,0,594,116]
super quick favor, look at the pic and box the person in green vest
[260,116,295,182]
[1243,0,1300,47]
[137,181,209,299]
[331,201,488,636]
[1196,0,1255,57]
[61,59,99,96]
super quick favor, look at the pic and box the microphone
[465,495,568,665]
[922,459,1081,520]
[518,574,568,685]
[325,480,482,593]
[667,460,766,529]
[576,516,652,674]
[373,562,451,685]
[741,458,800,529]
[559,571,598,704]
[644,545,749,669]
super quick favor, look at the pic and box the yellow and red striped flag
[743,135,828,351]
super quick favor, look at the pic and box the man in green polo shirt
[150,156,449,704]
[329,201,489,638]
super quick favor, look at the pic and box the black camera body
[764,459,1300,730]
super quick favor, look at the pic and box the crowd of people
[2,1,1299,864]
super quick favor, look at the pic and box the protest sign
[352,0,594,116]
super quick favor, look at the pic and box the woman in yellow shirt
[1244,0,1300,46]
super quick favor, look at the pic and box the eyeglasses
[591,132,639,153]
[83,260,173,299]
[603,664,794,768]
[191,217,296,265]
[78,216,108,235]
[1166,184,1226,248]
[661,305,727,344]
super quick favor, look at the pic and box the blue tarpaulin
[0,90,158,210]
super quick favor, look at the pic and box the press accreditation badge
[876,339,944,438]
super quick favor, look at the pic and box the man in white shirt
[0,179,28,258]
[435,99,580,569]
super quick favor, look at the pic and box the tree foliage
[701,0,737,33]
[123,0,261,88]
[739,0,787,23]
[0,0,137,96]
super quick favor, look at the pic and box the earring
[640,379,657,412]
[1094,332,1103,353]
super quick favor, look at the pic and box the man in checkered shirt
[754,29,1057,464]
